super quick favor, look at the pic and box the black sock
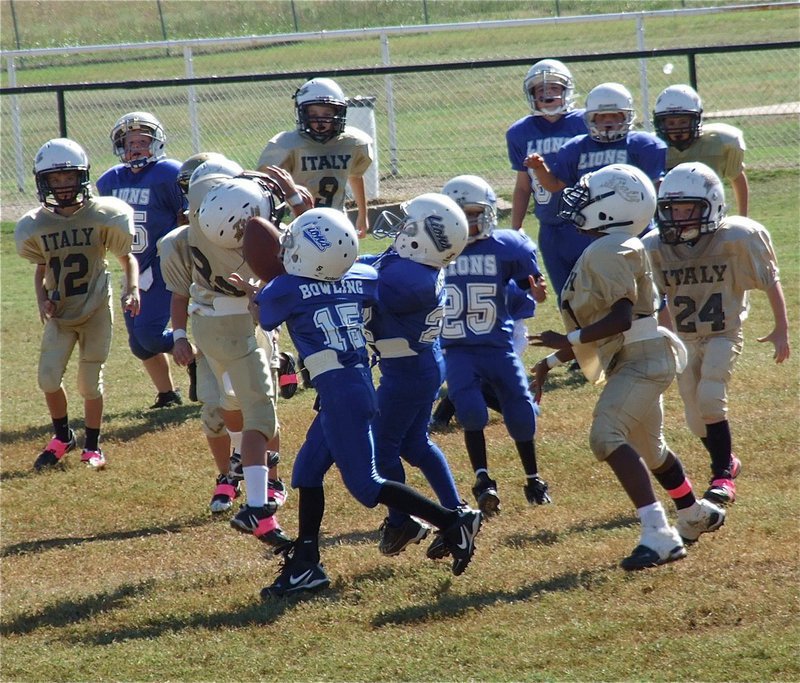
[52,416,70,443]
[377,480,453,530]
[298,487,325,540]
[294,536,320,564]
[515,439,538,478]
[703,421,733,477]
[84,428,100,452]
[464,430,488,474]
[653,454,696,510]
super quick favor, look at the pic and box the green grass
[1,169,798,681]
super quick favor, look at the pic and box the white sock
[637,501,668,529]
[243,465,268,508]
[227,430,243,453]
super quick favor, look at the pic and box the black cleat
[524,476,552,505]
[149,390,182,409]
[378,517,430,556]
[441,508,483,576]
[471,476,501,517]
[261,545,331,599]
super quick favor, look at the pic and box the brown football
[242,216,286,283]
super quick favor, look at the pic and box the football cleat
[209,473,241,514]
[425,532,450,560]
[471,476,501,517]
[258,525,294,553]
[620,525,686,571]
[230,502,278,536]
[228,451,243,483]
[80,449,106,470]
[703,456,741,506]
[149,390,182,409]
[441,507,483,576]
[378,517,431,557]
[33,431,76,471]
[524,476,552,505]
[268,478,288,508]
[676,499,726,544]
[260,544,331,599]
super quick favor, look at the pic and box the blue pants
[445,345,536,441]
[291,366,385,508]
[538,221,594,303]
[373,352,461,525]
[125,265,174,360]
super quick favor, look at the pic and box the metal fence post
[184,46,201,153]
[381,32,399,176]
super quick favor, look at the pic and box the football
[242,215,286,283]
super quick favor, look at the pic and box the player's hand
[528,329,569,350]
[757,328,791,364]
[172,337,195,367]
[524,153,546,171]
[38,299,56,324]
[122,288,141,316]
[356,213,368,239]
[529,358,550,404]
[227,272,259,299]
[529,274,548,303]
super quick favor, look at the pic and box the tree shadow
[1,514,214,557]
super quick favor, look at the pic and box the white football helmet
[294,77,347,143]
[657,162,726,245]
[523,59,575,116]
[653,84,704,151]
[374,193,468,268]
[110,111,166,168]
[187,157,244,215]
[33,138,91,209]
[584,83,635,143]
[282,207,358,281]
[442,175,497,244]
[558,163,656,237]
[198,177,274,250]
[177,152,226,195]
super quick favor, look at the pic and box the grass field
[1,167,798,681]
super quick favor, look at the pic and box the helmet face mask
[657,162,725,245]
[111,111,166,169]
[524,59,575,117]
[33,138,91,209]
[653,85,703,151]
[294,78,347,143]
[558,164,656,237]
[585,83,635,143]
[441,175,497,244]
[282,208,359,281]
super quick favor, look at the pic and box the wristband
[567,329,582,345]
[545,353,563,369]
[172,329,188,342]
[287,192,304,207]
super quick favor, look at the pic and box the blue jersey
[361,248,445,358]
[550,131,666,187]
[505,109,588,226]
[441,230,541,350]
[257,263,378,380]
[96,158,185,274]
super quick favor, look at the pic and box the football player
[440,175,550,516]
[96,112,187,409]
[506,58,591,302]
[363,193,469,558]
[254,208,484,598]
[643,162,789,505]
[525,82,667,255]
[257,77,373,237]
[530,164,726,570]
[15,138,139,471]
[653,84,749,216]
[185,160,292,548]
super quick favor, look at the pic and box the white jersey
[15,196,134,324]
[257,127,373,211]
[642,216,780,341]
[157,225,192,298]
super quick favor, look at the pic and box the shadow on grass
[1,580,157,636]
[1,514,214,557]
[502,513,639,549]
[0,403,200,455]
[371,565,615,627]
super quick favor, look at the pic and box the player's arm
[349,175,368,238]
[757,280,790,363]
[170,292,195,367]
[117,253,141,316]
[731,169,749,217]
[523,153,566,193]
[34,263,55,323]
[511,171,533,231]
